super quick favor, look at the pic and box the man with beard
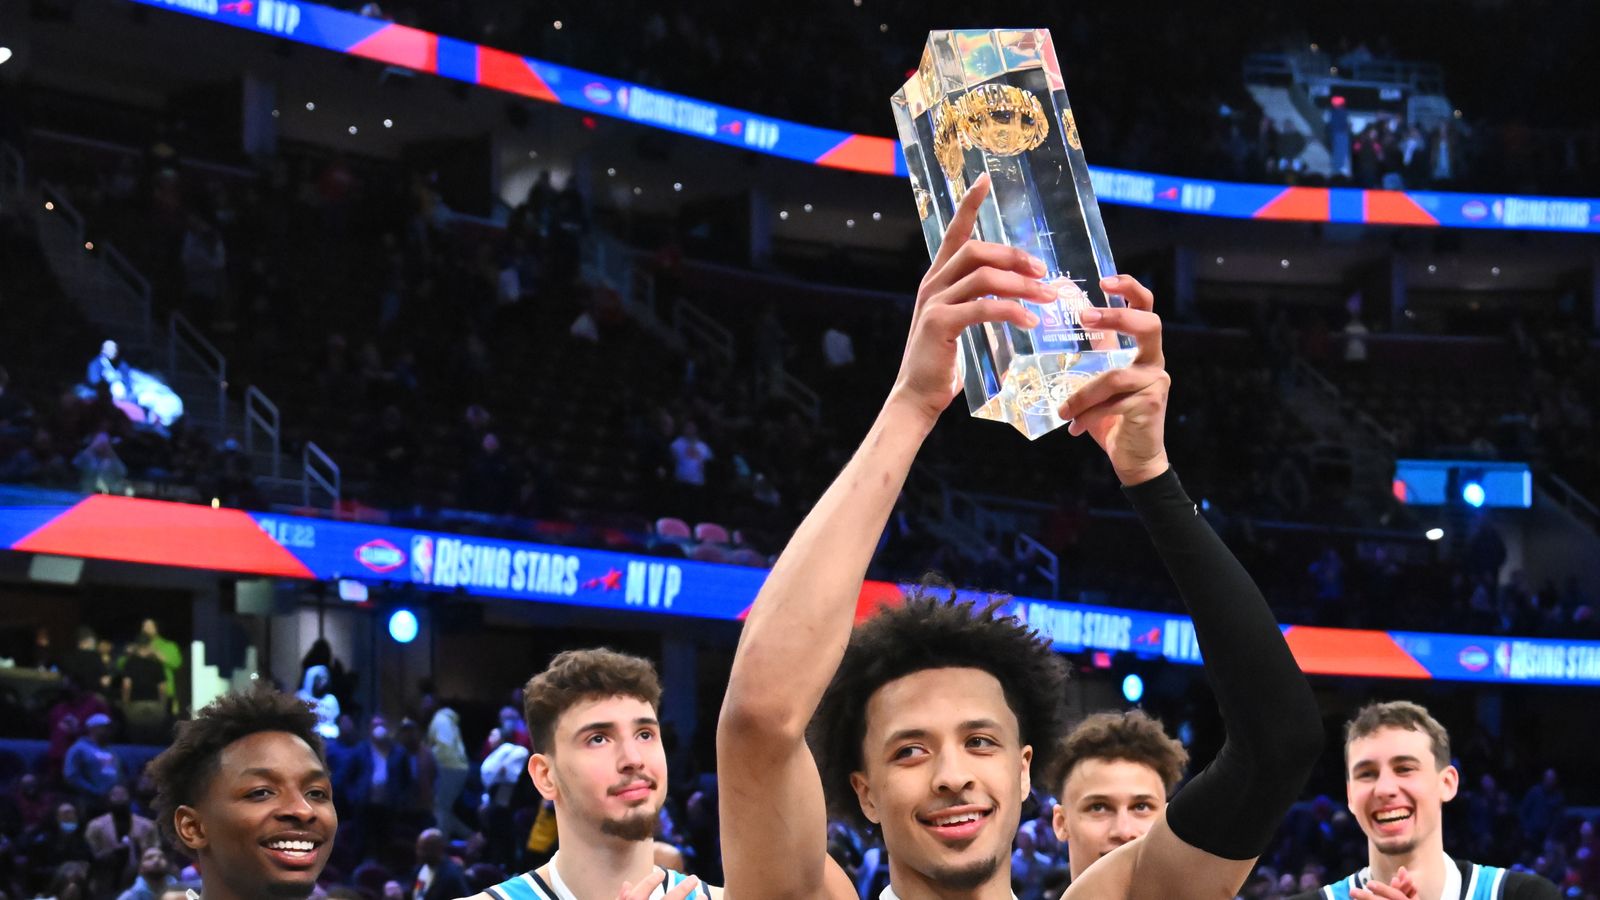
[1292,702,1558,900]
[716,173,1323,900]
[463,649,716,900]
[146,686,335,900]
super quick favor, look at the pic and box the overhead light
[1215,256,1224,265]
[779,210,789,220]
[84,241,94,251]
[1425,527,1445,541]
[1122,674,1144,703]
[0,47,12,66]
[879,23,888,32]
[1490,266,1501,276]
[803,203,813,212]
[44,201,54,211]
[607,167,616,176]
[1280,259,1290,268]
[846,218,856,228]
[348,125,358,135]
[383,118,394,128]
[271,109,280,118]
[552,19,563,29]
[1462,481,1486,508]
[673,182,683,192]
[871,211,882,221]
[527,150,538,158]
[632,186,642,195]
[305,101,316,111]
[1427,264,1437,273]
[388,609,419,643]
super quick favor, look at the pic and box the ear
[528,753,558,801]
[173,806,206,853]
[1051,802,1069,844]
[1018,744,1034,800]
[849,771,879,825]
[1439,765,1460,803]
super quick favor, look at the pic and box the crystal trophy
[892,29,1135,439]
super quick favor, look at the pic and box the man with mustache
[147,686,336,900]
[463,649,718,900]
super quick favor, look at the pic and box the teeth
[933,813,981,827]
[268,841,316,852]
[1374,811,1411,823]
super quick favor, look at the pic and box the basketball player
[146,686,336,900]
[716,173,1324,900]
[1045,710,1188,883]
[463,649,717,900]
[1293,701,1559,900]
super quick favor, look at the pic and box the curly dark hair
[147,685,326,851]
[808,590,1069,824]
[523,648,662,754]
[1044,710,1189,798]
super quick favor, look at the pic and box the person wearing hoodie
[298,666,341,741]
[426,701,472,839]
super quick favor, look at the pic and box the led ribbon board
[4,489,1599,686]
[128,0,1600,233]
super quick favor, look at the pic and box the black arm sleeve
[1123,467,1324,860]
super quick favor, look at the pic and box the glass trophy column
[892,29,1135,439]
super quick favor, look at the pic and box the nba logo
[411,536,435,585]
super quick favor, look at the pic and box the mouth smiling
[1371,807,1414,830]
[260,833,325,869]
[916,805,995,843]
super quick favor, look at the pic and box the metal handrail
[303,442,341,508]
[673,300,736,364]
[1291,357,1397,447]
[1545,474,1600,531]
[777,369,821,421]
[1014,531,1061,600]
[169,311,229,435]
[0,142,23,196]
[102,245,154,343]
[38,182,86,241]
[244,386,282,478]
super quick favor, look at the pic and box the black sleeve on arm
[1122,468,1324,861]
[1503,871,1563,900]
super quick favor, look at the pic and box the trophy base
[969,347,1137,440]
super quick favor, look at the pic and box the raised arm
[717,174,1054,900]
[1053,284,1324,900]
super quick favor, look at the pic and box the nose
[930,750,976,796]
[1374,769,1402,800]
[275,789,318,823]
[618,735,646,771]
[1108,809,1140,844]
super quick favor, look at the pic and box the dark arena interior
[0,0,1598,897]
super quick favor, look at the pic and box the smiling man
[147,686,335,900]
[1293,701,1558,900]
[1045,710,1188,883]
[717,173,1323,900]
[463,649,716,900]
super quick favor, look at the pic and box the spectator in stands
[8,775,57,834]
[63,713,123,811]
[74,432,129,495]
[1342,311,1369,366]
[459,432,515,515]
[394,717,436,827]
[0,365,32,440]
[1326,96,1352,178]
[423,700,472,840]
[115,847,175,900]
[85,784,158,896]
[43,858,91,900]
[1430,122,1459,187]
[120,636,169,743]
[1519,769,1565,845]
[409,827,470,900]
[180,214,228,325]
[137,619,182,715]
[86,341,132,405]
[22,803,92,888]
[60,629,111,699]
[297,665,342,741]
[669,420,713,516]
[477,726,528,868]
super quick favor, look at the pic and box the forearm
[1124,468,1322,859]
[721,395,934,738]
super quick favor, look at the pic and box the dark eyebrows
[1080,793,1161,805]
[883,719,1004,747]
[1351,754,1423,773]
[238,767,330,782]
[574,717,660,737]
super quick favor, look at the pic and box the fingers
[927,297,1041,336]
[923,240,1047,300]
[936,265,1057,310]
[617,870,667,900]
[1078,306,1164,366]
[1058,367,1170,424]
[1352,881,1414,900]
[928,173,992,276]
[1101,274,1153,311]
[663,876,702,900]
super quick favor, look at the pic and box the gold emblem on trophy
[930,97,971,198]
[960,83,1049,157]
[1063,108,1082,151]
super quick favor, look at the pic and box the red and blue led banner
[5,489,1600,686]
[127,0,1600,234]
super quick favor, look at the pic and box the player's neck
[885,857,1014,900]
[1369,837,1447,900]
[545,814,656,899]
